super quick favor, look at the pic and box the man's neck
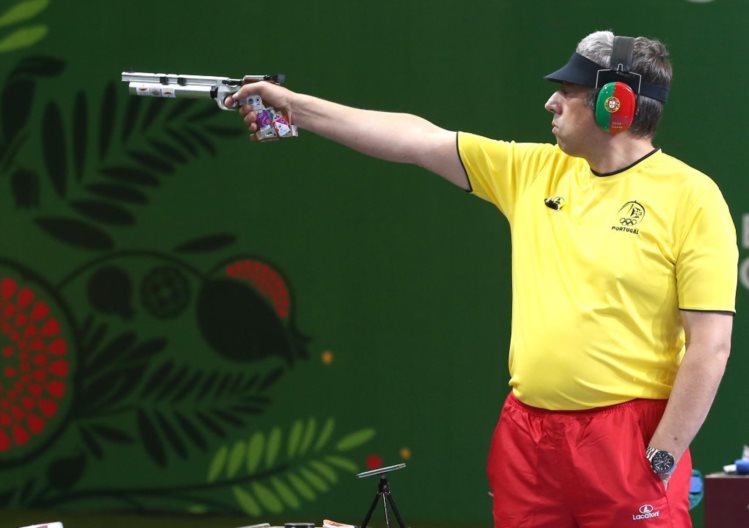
[586,135,656,175]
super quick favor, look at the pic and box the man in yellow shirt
[228,31,736,527]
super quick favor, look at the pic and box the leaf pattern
[88,424,134,445]
[137,410,167,467]
[79,425,104,459]
[173,234,236,254]
[75,331,167,419]
[336,428,376,451]
[69,199,136,225]
[0,0,48,28]
[34,216,114,250]
[0,25,47,53]
[98,83,116,160]
[126,360,279,466]
[206,418,374,515]
[41,101,68,197]
[72,91,87,180]
[5,74,245,248]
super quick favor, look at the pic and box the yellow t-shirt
[458,132,738,410]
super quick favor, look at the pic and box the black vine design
[2,56,242,249]
[0,54,375,518]
[69,320,285,469]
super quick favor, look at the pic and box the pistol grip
[234,94,264,111]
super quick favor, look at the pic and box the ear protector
[594,36,640,134]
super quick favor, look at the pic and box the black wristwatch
[646,447,676,478]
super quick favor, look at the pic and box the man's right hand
[224,81,293,135]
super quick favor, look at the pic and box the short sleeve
[457,132,555,221]
[676,181,738,312]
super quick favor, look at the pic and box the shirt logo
[544,196,566,210]
[633,504,660,521]
[611,200,645,235]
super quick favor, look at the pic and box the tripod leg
[360,492,382,528]
[382,493,390,528]
[385,492,407,528]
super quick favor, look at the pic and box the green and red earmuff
[595,80,636,133]
[594,36,639,135]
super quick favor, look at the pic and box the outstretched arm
[227,82,470,190]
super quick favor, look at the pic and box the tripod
[360,473,406,528]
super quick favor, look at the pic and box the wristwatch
[646,446,676,478]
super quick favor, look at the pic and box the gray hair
[577,30,672,137]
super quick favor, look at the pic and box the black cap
[544,52,669,103]
[544,52,602,87]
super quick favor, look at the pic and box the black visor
[544,52,669,103]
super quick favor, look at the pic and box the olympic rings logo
[616,201,646,227]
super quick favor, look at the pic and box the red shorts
[487,392,692,527]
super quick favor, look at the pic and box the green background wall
[0,1,747,527]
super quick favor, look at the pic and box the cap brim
[543,52,601,87]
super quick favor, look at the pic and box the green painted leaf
[252,482,284,514]
[335,428,376,451]
[246,431,264,474]
[314,418,335,452]
[309,460,338,484]
[265,427,281,469]
[287,472,316,501]
[0,25,47,52]
[187,504,208,514]
[300,466,329,492]
[287,419,303,458]
[233,486,261,516]
[227,440,246,478]
[207,446,228,483]
[299,417,316,455]
[0,0,48,27]
[325,455,359,473]
[271,477,300,509]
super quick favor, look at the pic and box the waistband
[506,391,668,417]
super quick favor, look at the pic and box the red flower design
[225,259,291,319]
[0,277,69,453]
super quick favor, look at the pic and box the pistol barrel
[120,71,286,110]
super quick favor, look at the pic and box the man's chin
[554,140,584,159]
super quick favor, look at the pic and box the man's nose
[545,91,561,113]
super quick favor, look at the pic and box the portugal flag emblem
[605,96,621,113]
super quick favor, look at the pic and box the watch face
[651,450,675,475]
